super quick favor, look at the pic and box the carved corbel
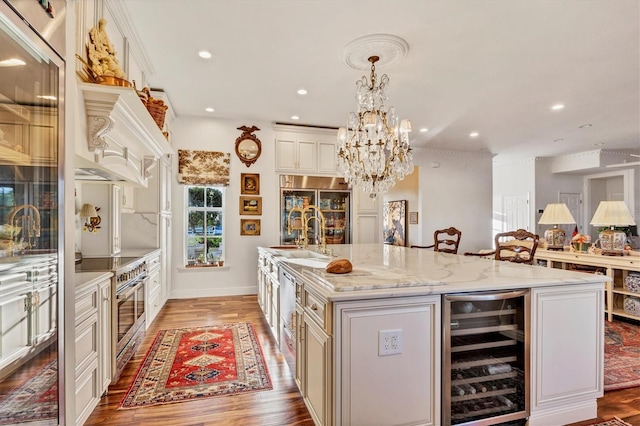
[143,156,158,178]
[87,115,114,151]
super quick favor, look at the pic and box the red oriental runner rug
[604,319,640,391]
[119,322,272,409]
[0,359,58,424]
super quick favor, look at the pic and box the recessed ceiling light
[594,142,605,146]
[198,50,212,59]
[297,89,307,95]
[553,138,564,143]
[291,115,300,120]
[469,132,479,138]
[579,123,592,128]
[551,104,565,110]
[205,107,214,112]
[419,128,428,133]
[36,95,57,100]
[0,58,26,67]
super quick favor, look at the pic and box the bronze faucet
[287,205,327,252]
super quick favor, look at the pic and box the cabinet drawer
[147,253,161,271]
[75,289,98,326]
[304,289,330,332]
[75,313,98,377]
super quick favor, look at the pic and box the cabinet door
[276,139,297,171]
[530,284,603,418]
[160,215,171,302]
[111,185,122,254]
[317,141,337,174]
[33,281,57,345]
[160,157,172,213]
[297,140,316,173]
[303,316,331,426]
[354,214,379,244]
[99,280,111,393]
[294,304,304,389]
[121,186,135,213]
[0,293,30,363]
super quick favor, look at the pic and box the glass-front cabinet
[0,3,63,424]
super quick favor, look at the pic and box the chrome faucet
[287,205,327,252]
[8,204,41,249]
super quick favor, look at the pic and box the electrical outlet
[378,329,403,356]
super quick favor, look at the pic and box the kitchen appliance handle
[117,276,148,300]
[446,289,529,301]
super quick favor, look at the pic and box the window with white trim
[185,185,225,265]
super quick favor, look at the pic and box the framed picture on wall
[241,173,260,195]
[383,200,407,246]
[239,196,262,215]
[409,211,418,225]
[240,219,261,236]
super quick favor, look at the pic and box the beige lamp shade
[539,203,575,250]
[589,201,636,227]
[80,203,98,218]
[538,203,576,225]
[590,201,635,255]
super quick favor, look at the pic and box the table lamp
[590,200,636,256]
[538,203,576,250]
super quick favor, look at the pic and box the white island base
[258,244,604,426]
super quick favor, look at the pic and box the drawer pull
[310,303,318,311]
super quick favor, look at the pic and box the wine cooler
[443,290,530,425]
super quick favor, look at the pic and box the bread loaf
[325,258,353,274]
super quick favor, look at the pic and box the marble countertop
[263,244,607,299]
[75,271,113,290]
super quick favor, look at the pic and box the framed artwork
[383,200,407,246]
[240,219,261,236]
[241,173,260,195]
[409,211,418,225]
[239,196,262,215]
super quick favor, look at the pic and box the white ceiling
[122,0,640,165]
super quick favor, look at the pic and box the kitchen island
[257,244,606,426]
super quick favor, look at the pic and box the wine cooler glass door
[443,290,530,426]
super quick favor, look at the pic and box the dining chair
[411,226,462,254]
[464,229,540,265]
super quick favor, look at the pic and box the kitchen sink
[273,249,330,261]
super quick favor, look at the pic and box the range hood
[76,82,173,186]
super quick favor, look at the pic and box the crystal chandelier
[337,55,413,198]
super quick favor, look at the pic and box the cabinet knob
[310,303,318,311]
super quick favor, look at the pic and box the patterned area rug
[119,322,272,409]
[0,360,58,424]
[605,319,640,391]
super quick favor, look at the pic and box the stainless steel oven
[115,273,147,360]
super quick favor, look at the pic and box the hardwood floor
[84,296,639,426]
[84,296,314,426]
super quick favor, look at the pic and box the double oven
[76,256,148,381]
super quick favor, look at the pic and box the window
[185,185,224,265]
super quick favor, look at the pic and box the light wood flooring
[84,296,640,426]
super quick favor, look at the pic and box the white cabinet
[352,190,380,244]
[75,272,113,426]
[145,251,162,327]
[274,124,338,175]
[121,186,135,213]
[302,313,332,426]
[135,154,172,214]
[111,185,122,254]
[257,249,280,343]
[276,138,316,173]
[0,255,58,374]
[529,283,604,425]
[159,214,172,302]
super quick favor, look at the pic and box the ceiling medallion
[340,34,409,71]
